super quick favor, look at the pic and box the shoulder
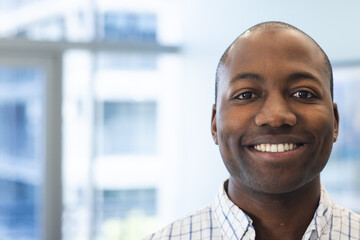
[321,184,360,224]
[329,204,360,237]
[143,205,218,240]
[332,203,360,221]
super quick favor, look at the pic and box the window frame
[0,43,63,240]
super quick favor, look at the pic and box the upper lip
[242,135,310,146]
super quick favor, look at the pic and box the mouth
[248,143,304,153]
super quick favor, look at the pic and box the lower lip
[245,145,307,162]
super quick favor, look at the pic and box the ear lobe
[211,104,218,145]
[333,103,339,142]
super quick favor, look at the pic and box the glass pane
[0,67,44,239]
[95,188,158,240]
[322,66,360,213]
[97,101,157,156]
[103,12,157,42]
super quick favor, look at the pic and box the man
[145,21,360,239]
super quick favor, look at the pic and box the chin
[244,174,318,195]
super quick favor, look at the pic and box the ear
[333,103,339,142]
[211,104,218,145]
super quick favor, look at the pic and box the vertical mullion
[88,51,98,240]
[43,53,63,240]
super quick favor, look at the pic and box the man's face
[211,29,339,194]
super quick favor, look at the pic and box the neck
[227,177,321,240]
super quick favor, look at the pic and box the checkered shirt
[144,181,360,240]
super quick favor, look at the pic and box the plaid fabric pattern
[144,181,360,240]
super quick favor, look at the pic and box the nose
[255,94,297,128]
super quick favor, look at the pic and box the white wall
[171,0,360,219]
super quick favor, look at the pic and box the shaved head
[215,21,333,103]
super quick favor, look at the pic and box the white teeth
[253,143,298,153]
[261,144,266,152]
[284,143,289,151]
[270,144,277,152]
[266,144,271,152]
[278,144,284,152]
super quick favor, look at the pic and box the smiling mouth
[249,143,304,153]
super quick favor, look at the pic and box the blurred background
[0,0,360,239]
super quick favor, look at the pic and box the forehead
[220,29,328,87]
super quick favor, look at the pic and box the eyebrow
[230,73,263,83]
[230,72,322,85]
[286,72,322,85]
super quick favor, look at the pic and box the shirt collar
[302,184,334,240]
[213,181,334,240]
[213,180,256,240]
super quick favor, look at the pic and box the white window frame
[0,41,63,240]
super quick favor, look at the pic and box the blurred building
[0,0,181,239]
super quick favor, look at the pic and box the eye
[236,91,257,100]
[292,90,315,99]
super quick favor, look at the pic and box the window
[101,188,157,219]
[94,188,158,239]
[97,101,157,156]
[103,12,157,42]
[0,67,45,240]
[322,65,360,213]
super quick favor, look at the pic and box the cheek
[300,106,335,167]
[303,106,335,141]
[216,111,244,169]
[216,108,257,180]
[295,100,333,131]
[216,108,251,151]
[217,106,254,133]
